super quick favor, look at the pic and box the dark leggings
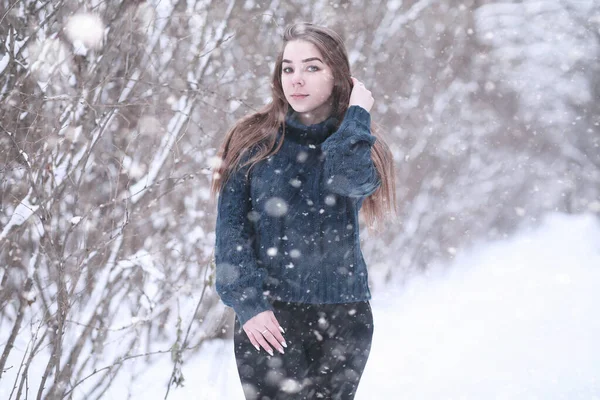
[233,300,374,400]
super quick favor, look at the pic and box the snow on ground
[360,212,600,399]
[3,213,597,399]
[127,212,600,399]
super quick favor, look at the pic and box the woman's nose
[292,72,304,86]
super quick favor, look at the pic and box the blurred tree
[1,0,598,398]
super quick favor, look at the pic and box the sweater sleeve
[214,159,272,325]
[321,105,381,198]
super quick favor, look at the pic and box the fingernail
[278,347,285,354]
[279,326,285,334]
[281,341,287,348]
[254,345,260,351]
[267,349,273,356]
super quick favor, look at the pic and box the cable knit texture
[215,106,381,325]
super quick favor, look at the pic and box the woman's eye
[282,66,320,74]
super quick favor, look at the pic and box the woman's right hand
[242,310,287,356]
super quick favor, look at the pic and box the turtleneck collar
[283,109,340,145]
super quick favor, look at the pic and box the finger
[269,313,285,333]
[253,330,274,356]
[270,314,285,333]
[244,329,261,352]
[269,314,287,347]
[262,328,285,354]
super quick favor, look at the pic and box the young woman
[211,22,396,400]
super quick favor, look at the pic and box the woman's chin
[289,105,310,113]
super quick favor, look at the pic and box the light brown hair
[211,22,396,228]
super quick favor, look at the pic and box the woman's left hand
[349,77,374,112]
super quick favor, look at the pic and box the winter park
[1,1,599,399]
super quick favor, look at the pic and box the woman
[211,22,396,400]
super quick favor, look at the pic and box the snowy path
[124,213,600,399]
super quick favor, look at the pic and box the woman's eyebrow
[282,57,324,64]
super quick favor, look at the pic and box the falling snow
[64,13,105,55]
[1,1,599,399]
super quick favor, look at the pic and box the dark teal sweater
[215,105,380,325]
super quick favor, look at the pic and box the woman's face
[281,40,335,125]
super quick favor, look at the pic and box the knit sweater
[215,105,380,325]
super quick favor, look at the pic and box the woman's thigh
[303,301,374,399]
[233,303,312,400]
[233,301,373,400]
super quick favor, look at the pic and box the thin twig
[63,349,172,398]
[164,253,213,399]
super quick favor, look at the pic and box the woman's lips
[291,94,309,99]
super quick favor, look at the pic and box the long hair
[211,22,396,228]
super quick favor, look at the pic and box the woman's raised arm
[321,104,381,198]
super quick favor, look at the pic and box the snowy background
[1,0,599,398]
[106,213,600,399]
